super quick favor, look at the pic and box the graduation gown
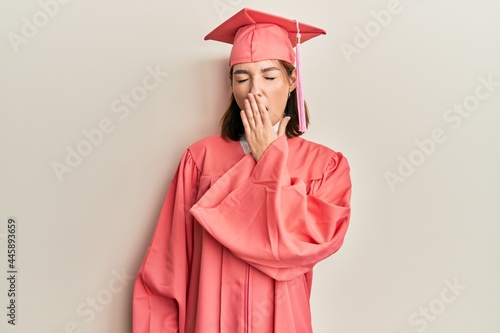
[132,134,351,333]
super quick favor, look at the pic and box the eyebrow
[233,67,281,75]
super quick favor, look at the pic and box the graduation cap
[204,8,326,132]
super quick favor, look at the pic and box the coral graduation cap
[205,8,326,132]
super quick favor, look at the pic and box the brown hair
[220,60,310,141]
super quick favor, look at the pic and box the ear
[288,68,297,92]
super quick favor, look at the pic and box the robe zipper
[245,264,250,333]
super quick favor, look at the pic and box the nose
[249,79,262,97]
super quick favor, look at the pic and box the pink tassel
[295,20,306,133]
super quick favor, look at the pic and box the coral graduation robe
[133,134,351,333]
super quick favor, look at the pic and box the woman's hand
[240,93,290,161]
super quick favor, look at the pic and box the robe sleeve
[190,136,351,281]
[132,150,199,333]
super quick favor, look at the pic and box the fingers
[246,94,262,126]
[255,95,272,127]
[243,99,255,126]
[245,93,273,126]
[240,110,251,133]
[239,93,284,161]
[241,95,258,137]
[277,116,291,137]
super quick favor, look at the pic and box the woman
[133,8,351,333]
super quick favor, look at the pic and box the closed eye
[265,77,276,81]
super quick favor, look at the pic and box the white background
[1,0,499,332]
